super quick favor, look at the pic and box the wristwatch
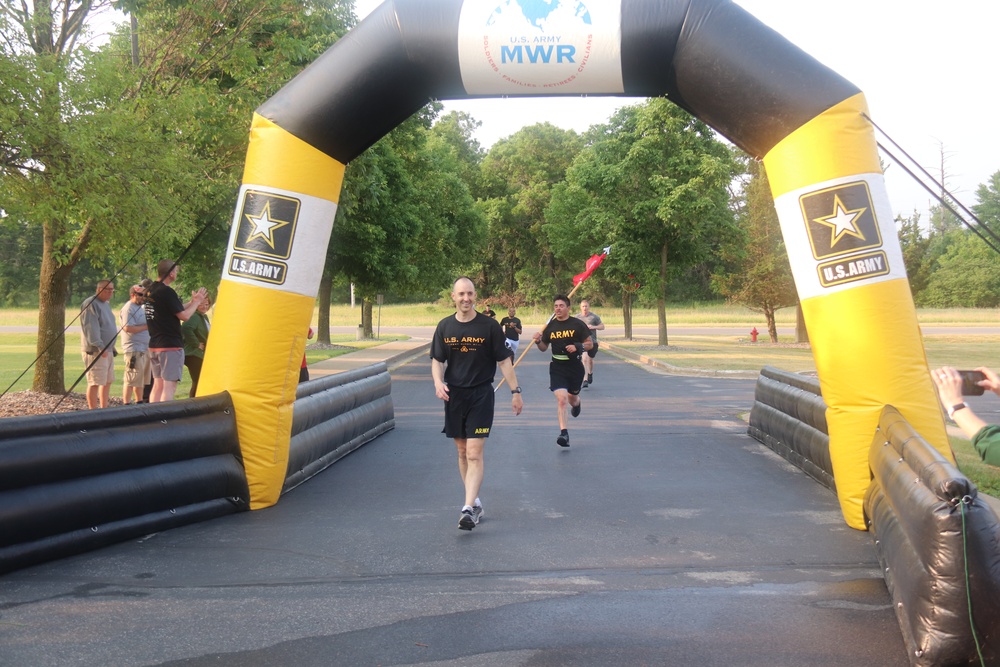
[511,386,521,394]
[948,403,967,419]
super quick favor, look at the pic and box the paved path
[0,339,918,666]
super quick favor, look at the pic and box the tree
[0,0,352,393]
[478,123,582,300]
[919,170,1000,307]
[545,99,737,345]
[324,108,484,337]
[712,159,797,342]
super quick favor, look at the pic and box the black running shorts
[443,382,495,439]
[549,360,585,395]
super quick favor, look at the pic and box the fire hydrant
[750,327,759,343]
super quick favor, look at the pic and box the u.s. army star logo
[233,190,299,260]
[799,181,882,260]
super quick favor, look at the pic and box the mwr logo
[474,427,490,435]
[799,181,882,260]
[234,190,299,260]
[816,250,890,288]
[480,0,594,89]
[228,252,287,285]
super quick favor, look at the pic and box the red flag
[572,251,607,286]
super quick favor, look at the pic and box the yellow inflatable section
[764,94,950,529]
[199,114,346,509]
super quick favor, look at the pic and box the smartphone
[958,370,987,396]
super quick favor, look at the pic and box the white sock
[463,504,473,512]
[474,497,481,507]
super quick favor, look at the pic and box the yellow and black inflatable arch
[199,0,947,528]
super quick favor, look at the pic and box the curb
[602,342,760,379]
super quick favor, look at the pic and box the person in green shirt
[182,294,211,398]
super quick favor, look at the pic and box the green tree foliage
[478,123,582,300]
[325,107,484,337]
[545,99,737,344]
[896,211,933,299]
[920,171,1000,307]
[712,159,797,342]
[0,0,351,393]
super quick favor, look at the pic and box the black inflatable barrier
[865,406,1000,666]
[747,366,834,490]
[284,363,394,494]
[0,393,249,574]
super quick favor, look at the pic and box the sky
[348,0,999,224]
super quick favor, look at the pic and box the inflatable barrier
[284,363,394,494]
[0,394,249,575]
[747,366,833,491]
[201,0,948,527]
[866,406,1000,665]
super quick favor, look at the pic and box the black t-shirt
[499,316,522,341]
[482,307,496,319]
[542,316,591,362]
[144,281,185,348]
[430,312,509,388]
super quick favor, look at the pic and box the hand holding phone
[958,370,987,396]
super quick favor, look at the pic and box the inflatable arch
[199,0,948,529]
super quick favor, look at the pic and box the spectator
[300,326,314,383]
[120,284,151,404]
[80,280,118,409]
[144,260,207,403]
[181,293,212,398]
[932,366,1000,466]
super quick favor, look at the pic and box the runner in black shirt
[532,293,592,448]
[431,277,523,531]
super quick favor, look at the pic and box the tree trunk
[764,304,778,343]
[795,303,809,344]
[317,272,333,344]
[658,242,668,346]
[622,290,633,340]
[33,238,75,394]
[362,299,374,338]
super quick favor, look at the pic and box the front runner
[532,293,592,448]
[431,277,524,531]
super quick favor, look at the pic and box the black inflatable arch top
[258,0,859,164]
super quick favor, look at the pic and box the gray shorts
[150,349,185,382]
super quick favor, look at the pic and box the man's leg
[554,389,570,431]
[86,384,100,409]
[160,380,179,402]
[98,383,110,408]
[150,378,164,403]
[456,437,485,507]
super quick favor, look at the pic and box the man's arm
[80,302,103,353]
[532,330,549,352]
[497,357,523,415]
[175,288,208,322]
[431,358,450,401]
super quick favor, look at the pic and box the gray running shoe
[459,508,476,530]
[472,504,484,524]
[571,402,581,418]
[556,432,570,447]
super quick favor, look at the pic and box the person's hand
[435,382,450,402]
[976,366,1000,396]
[192,287,208,303]
[932,367,964,406]
[533,332,542,344]
[565,343,577,354]
[511,393,523,415]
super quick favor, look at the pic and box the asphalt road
[0,351,912,666]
